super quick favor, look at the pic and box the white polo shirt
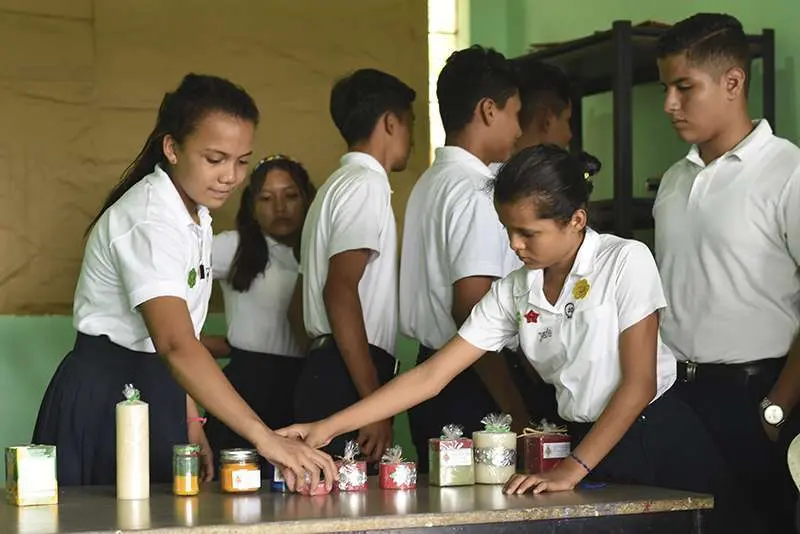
[213,231,303,357]
[74,165,213,353]
[299,152,397,356]
[459,229,676,423]
[399,146,522,350]
[654,120,800,364]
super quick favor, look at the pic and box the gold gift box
[5,445,58,506]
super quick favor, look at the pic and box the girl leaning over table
[32,73,335,493]
[281,145,764,532]
[202,154,316,479]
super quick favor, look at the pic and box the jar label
[440,448,472,467]
[543,442,571,459]
[232,469,261,490]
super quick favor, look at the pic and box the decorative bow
[440,424,464,440]
[381,445,404,464]
[480,413,513,433]
[338,440,360,465]
[122,384,141,403]
[518,418,568,438]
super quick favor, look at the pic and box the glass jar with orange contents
[173,444,201,496]
[220,449,261,494]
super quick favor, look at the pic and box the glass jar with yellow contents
[220,449,261,494]
[173,444,201,496]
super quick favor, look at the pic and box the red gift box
[517,425,571,475]
[335,460,367,491]
[379,462,417,489]
[379,445,417,490]
[297,479,331,496]
[335,441,368,492]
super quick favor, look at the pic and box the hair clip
[579,151,602,180]
[254,153,295,170]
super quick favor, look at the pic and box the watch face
[765,404,784,425]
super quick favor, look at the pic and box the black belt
[309,334,400,376]
[677,356,786,383]
[309,334,334,352]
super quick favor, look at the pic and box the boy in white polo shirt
[400,45,530,472]
[655,13,800,532]
[292,68,415,462]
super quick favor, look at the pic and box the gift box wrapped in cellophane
[335,440,367,492]
[429,424,475,487]
[379,445,417,490]
[5,445,58,506]
[517,419,571,474]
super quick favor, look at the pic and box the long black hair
[494,145,600,223]
[228,155,316,292]
[87,73,260,233]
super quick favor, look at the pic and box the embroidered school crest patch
[572,279,590,300]
[188,268,197,288]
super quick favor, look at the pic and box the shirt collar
[434,146,494,182]
[340,151,388,179]
[513,228,601,304]
[685,119,773,168]
[150,164,212,229]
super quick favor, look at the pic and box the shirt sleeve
[458,275,519,352]
[110,222,189,310]
[447,191,510,283]
[614,241,668,332]
[211,231,239,280]
[779,167,800,268]
[328,176,387,259]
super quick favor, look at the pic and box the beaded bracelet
[570,452,592,474]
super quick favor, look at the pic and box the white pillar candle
[116,384,149,500]
[473,413,517,485]
[473,431,517,484]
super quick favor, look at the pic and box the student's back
[302,152,397,355]
[400,147,519,349]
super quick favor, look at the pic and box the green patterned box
[5,446,58,506]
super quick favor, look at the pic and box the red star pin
[525,310,539,324]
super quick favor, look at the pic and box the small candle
[473,413,516,485]
[335,441,367,492]
[429,424,475,487]
[116,384,149,500]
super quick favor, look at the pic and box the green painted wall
[1,315,419,463]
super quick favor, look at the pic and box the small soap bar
[5,445,58,506]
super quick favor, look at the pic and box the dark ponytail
[494,145,601,223]
[228,156,316,292]
[87,73,260,234]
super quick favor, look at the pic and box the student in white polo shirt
[32,74,335,493]
[201,154,316,480]
[655,13,800,532]
[290,68,415,463]
[400,45,532,472]
[282,145,758,533]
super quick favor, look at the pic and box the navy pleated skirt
[32,332,187,486]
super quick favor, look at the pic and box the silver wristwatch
[760,397,785,427]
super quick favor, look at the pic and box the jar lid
[220,448,259,463]
[174,444,201,455]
